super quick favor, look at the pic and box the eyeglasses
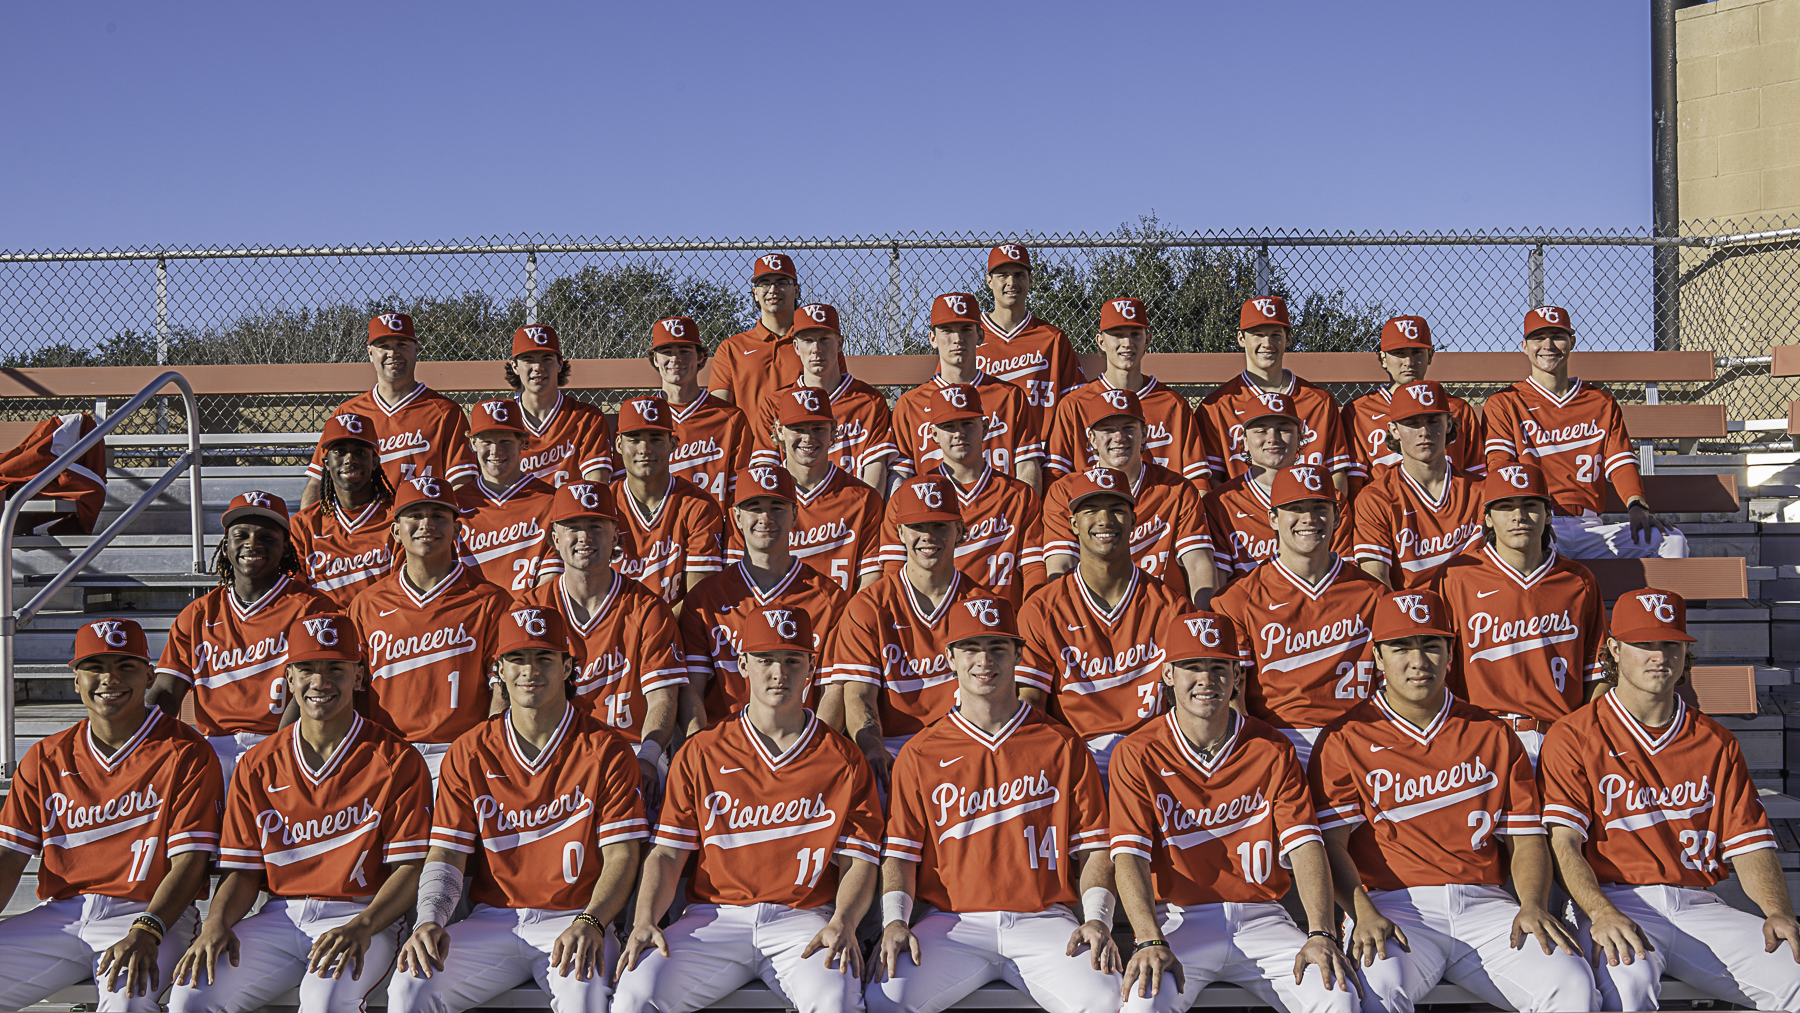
[752,279,798,290]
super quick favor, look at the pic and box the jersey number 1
[1023,825,1058,871]
[794,847,829,887]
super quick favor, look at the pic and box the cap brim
[895,510,962,527]
[949,631,1025,646]
[1608,626,1698,644]
[285,648,364,665]
[929,411,984,427]
[1166,649,1240,664]
[1084,411,1145,429]
[1373,628,1455,643]
[1069,490,1135,512]
[324,434,377,448]
[69,649,150,667]
[1380,340,1434,352]
[221,506,290,530]
[550,509,616,524]
[1243,412,1302,426]
[471,425,530,439]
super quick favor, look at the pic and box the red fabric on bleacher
[0,412,106,534]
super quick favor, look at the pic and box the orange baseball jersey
[1108,711,1322,905]
[883,705,1108,913]
[1436,546,1606,721]
[156,576,338,737]
[1540,692,1776,889]
[824,569,989,737]
[515,572,686,741]
[290,499,398,607]
[307,387,477,488]
[517,392,613,487]
[877,466,1043,608]
[1311,693,1542,893]
[456,475,562,592]
[728,465,884,593]
[429,705,649,910]
[1201,473,1352,580]
[708,321,817,414]
[976,311,1088,411]
[1341,387,1486,488]
[751,377,900,475]
[611,475,724,604]
[653,710,884,908]
[1041,464,1212,602]
[216,713,433,898]
[1213,556,1382,730]
[348,562,511,744]
[664,391,755,509]
[1482,378,1647,515]
[680,560,848,724]
[1349,467,1483,590]
[1046,376,1210,484]
[1197,374,1353,484]
[890,373,1043,481]
[0,708,222,902]
[1017,569,1189,740]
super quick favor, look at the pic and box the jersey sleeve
[427,744,482,856]
[1579,574,1607,683]
[1068,739,1110,855]
[683,498,725,576]
[1601,399,1648,507]
[651,746,702,853]
[593,734,651,847]
[167,739,225,860]
[1536,724,1593,840]
[1195,398,1231,486]
[706,345,741,401]
[1482,391,1521,468]
[856,399,900,471]
[748,394,781,468]
[1351,487,1397,567]
[679,599,725,690]
[579,408,614,478]
[1173,404,1210,485]
[155,604,203,685]
[853,491,885,579]
[876,495,905,574]
[441,407,477,485]
[1342,401,1373,482]
[1043,399,1084,478]
[1270,744,1324,866]
[882,746,928,865]
[1009,390,1046,467]
[1317,396,1355,476]
[216,774,268,873]
[382,747,435,863]
[1308,728,1366,833]
[823,596,883,689]
[1040,482,1076,562]
[1172,481,1212,562]
[836,747,885,865]
[1014,597,1057,695]
[1106,739,1159,862]
[1495,732,1545,838]
[1718,735,1778,861]
[0,747,45,857]
[1453,400,1487,479]
[633,596,690,694]
[1201,492,1238,579]
[1054,338,1087,397]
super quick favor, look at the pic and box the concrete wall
[1679,0,1800,220]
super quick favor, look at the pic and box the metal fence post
[885,246,902,355]
[525,251,539,326]
[1256,244,1270,298]
[1529,245,1545,309]
[156,257,169,433]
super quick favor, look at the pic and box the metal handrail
[1,371,203,776]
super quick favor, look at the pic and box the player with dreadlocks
[290,412,399,607]
[149,491,335,786]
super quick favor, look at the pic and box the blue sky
[1,1,1655,251]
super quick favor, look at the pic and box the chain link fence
[1,217,1795,465]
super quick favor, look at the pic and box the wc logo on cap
[301,616,340,647]
[759,255,785,274]
[1183,615,1221,647]
[942,294,969,315]
[91,620,131,649]
[1102,389,1132,412]
[660,318,686,338]
[749,467,781,491]
[1498,465,1532,490]
[569,483,604,510]
[377,313,407,332]
[1404,383,1436,407]
[802,305,828,324]
[630,399,660,422]
[910,482,945,510]
[999,245,1023,261]
[522,326,552,346]
[1394,318,1420,340]
[510,608,549,637]
[790,389,822,413]
[1252,298,1279,319]
[1109,299,1139,321]
[335,414,364,434]
[409,477,442,498]
[484,402,510,423]
[243,491,271,508]
[763,608,800,640]
[1534,307,1562,325]
[1395,594,1432,624]
[1635,592,1677,623]
[1291,465,1323,492]
[1087,468,1118,490]
[963,598,1002,627]
[940,386,969,409]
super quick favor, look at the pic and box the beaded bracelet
[130,916,165,943]
[1306,929,1339,944]
[1133,939,1170,952]
[573,913,606,932]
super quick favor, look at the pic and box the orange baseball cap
[1380,316,1433,352]
[751,253,797,281]
[1163,611,1240,663]
[1239,296,1291,330]
[1524,305,1574,338]
[368,312,416,343]
[927,383,984,425]
[469,399,528,437]
[1610,587,1697,643]
[732,464,797,504]
[222,490,291,531]
[1371,589,1456,642]
[393,476,458,513]
[286,613,363,664]
[1481,461,1552,509]
[1242,392,1302,426]
[70,618,151,666]
[1065,467,1135,512]
[496,604,575,657]
[737,604,816,655]
[1387,381,1451,420]
[615,396,675,434]
[930,293,983,328]
[548,481,615,523]
[892,474,962,527]
[1268,465,1336,508]
[792,303,840,336]
[1081,387,1146,428]
[321,412,376,449]
[987,244,1032,272]
[945,595,1024,645]
[775,386,835,428]
[1099,297,1149,332]
[511,324,560,357]
[650,316,704,351]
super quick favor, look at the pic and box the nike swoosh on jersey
[267,784,291,792]
[1159,767,1177,776]
[485,772,508,779]
[938,757,963,768]
[892,622,908,631]
[1066,624,1082,632]
[379,608,400,617]
[719,766,745,774]
[1235,512,1249,518]
[1476,590,1501,598]
[1268,602,1288,610]
[742,348,760,355]
[1369,414,1386,420]
[1368,744,1387,753]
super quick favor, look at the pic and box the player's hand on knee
[872,921,921,983]
[309,921,374,980]
[1120,944,1182,1000]
[551,918,608,980]
[801,916,862,979]
[1763,913,1800,962]
[1510,905,1579,956]
[1067,920,1121,975]
[100,922,166,997]
[618,923,668,979]
[1587,908,1652,967]
[1295,935,1357,995]
[174,921,238,987]
[1348,911,1408,967]
[399,923,451,978]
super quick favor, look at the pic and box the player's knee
[1594,960,1658,1013]
[1525,955,1597,1012]
[1043,969,1124,1013]
[791,975,862,1013]
[1119,977,1182,1013]
[384,970,444,1013]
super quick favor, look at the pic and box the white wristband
[633,738,664,768]
[414,860,463,928]
[1082,886,1116,926]
[881,891,913,927]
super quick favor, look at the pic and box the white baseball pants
[1551,514,1687,560]
[0,894,198,1012]
[1353,883,1595,1012]
[612,901,861,1013]
[1577,883,1800,1012]
[1121,901,1355,1013]
[867,906,1121,1013]
[1085,734,1128,780]
[411,742,451,792]
[206,732,267,788]
[385,903,615,1013]
[167,897,402,1013]
[1276,728,1324,770]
